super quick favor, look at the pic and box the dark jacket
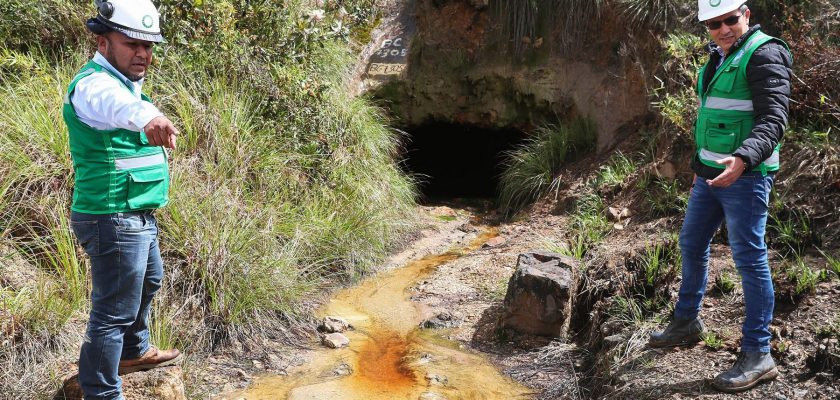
[692,25,794,179]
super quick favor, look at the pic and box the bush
[0,0,88,54]
[498,117,596,217]
[783,2,840,132]
[595,151,637,192]
[614,0,688,31]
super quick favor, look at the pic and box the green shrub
[569,193,612,253]
[701,331,724,350]
[498,118,596,216]
[815,314,840,339]
[768,207,818,258]
[595,151,636,191]
[609,296,645,326]
[785,259,819,296]
[823,250,840,278]
[0,0,88,54]
[714,271,737,295]
[652,32,704,132]
[645,178,688,217]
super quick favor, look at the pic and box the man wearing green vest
[648,0,793,393]
[66,1,182,398]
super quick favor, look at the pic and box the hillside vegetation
[0,1,416,397]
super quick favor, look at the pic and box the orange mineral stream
[223,228,532,400]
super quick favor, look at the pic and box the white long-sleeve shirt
[70,52,163,132]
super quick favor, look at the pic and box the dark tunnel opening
[400,122,527,201]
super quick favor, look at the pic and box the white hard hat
[86,0,165,43]
[698,0,747,21]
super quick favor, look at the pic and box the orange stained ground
[224,228,533,400]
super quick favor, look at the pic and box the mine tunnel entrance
[400,122,527,201]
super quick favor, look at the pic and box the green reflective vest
[64,60,169,214]
[695,30,790,173]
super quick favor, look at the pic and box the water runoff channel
[223,226,531,399]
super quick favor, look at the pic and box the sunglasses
[704,14,742,30]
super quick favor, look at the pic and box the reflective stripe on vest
[700,148,780,167]
[115,153,167,170]
[704,97,754,112]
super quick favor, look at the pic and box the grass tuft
[498,118,596,217]
[701,331,724,350]
[713,271,737,295]
[595,151,636,192]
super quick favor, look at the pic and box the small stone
[318,316,352,333]
[771,326,781,339]
[322,333,350,348]
[482,236,506,248]
[252,360,264,370]
[333,363,353,376]
[416,353,434,365]
[457,222,477,233]
[235,368,250,380]
[425,373,449,386]
[600,320,623,336]
[608,207,632,221]
[420,312,461,329]
[603,334,626,347]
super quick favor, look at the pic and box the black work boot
[712,351,779,393]
[648,316,705,348]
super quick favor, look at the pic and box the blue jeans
[70,211,163,400]
[674,172,775,353]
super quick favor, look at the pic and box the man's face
[706,8,751,55]
[97,32,154,82]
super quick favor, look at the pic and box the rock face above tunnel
[499,251,578,337]
[357,0,651,151]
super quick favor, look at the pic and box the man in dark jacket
[648,0,793,393]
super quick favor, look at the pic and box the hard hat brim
[699,2,745,21]
[87,16,166,43]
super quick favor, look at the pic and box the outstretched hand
[706,156,745,188]
[144,116,178,149]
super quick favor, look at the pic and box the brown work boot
[712,351,779,393]
[118,346,183,374]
